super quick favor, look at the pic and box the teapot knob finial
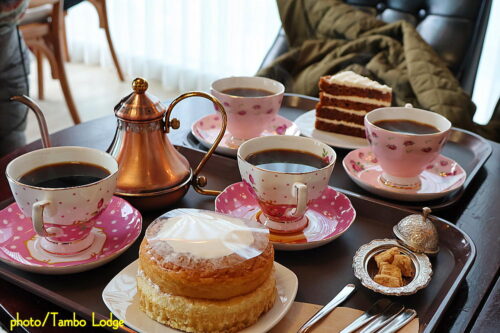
[132,78,148,94]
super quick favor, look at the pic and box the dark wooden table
[0,96,498,332]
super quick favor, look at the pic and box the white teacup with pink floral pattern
[237,136,336,233]
[6,146,118,255]
[211,76,284,141]
[365,105,451,190]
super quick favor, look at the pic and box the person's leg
[0,26,30,156]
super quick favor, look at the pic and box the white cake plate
[295,110,368,150]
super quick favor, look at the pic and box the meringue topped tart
[148,210,255,259]
[137,209,276,333]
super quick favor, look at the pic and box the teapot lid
[114,78,166,121]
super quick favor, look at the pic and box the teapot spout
[10,95,51,148]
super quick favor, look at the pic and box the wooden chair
[61,0,124,82]
[20,0,81,124]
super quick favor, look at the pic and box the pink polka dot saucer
[0,196,142,274]
[215,182,356,251]
[191,114,300,156]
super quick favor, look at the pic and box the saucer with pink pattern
[215,182,356,251]
[191,114,300,156]
[0,196,142,274]
[342,147,466,202]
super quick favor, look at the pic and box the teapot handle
[164,91,227,196]
[10,95,51,148]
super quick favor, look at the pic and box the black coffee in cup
[18,162,110,188]
[245,149,327,173]
[373,119,439,135]
[221,87,274,97]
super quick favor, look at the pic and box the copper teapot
[107,78,227,210]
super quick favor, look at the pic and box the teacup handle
[32,200,56,237]
[292,183,308,219]
[164,91,227,196]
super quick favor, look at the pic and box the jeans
[0,25,30,157]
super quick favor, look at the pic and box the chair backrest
[19,4,52,25]
[259,0,492,94]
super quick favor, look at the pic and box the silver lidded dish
[353,239,432,296]
[393,207,439,255]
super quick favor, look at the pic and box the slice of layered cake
[315,71,392,138]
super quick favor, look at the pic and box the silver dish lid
[393,207,439,255]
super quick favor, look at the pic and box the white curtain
[65,0,281,92]
[472,0,500,124]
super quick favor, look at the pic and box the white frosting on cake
[319,105,367,116]
[316,117,365,129]
[322,93,391,105]
[327,71,392,93]
[149,211,255,260]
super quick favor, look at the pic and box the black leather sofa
[259,0,492,95]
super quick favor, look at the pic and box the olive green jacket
[258,0,498,142]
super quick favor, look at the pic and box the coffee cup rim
[211,76,285,98]
[237,136,336,175]
[365,106,451,136]
[6,146,118,191]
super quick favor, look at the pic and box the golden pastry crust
[372,247,416,288]
[139,237,274,300]
[392,254,415,278]
[379,263,403,286]
[374,247,400,268]
[373,274,402,288]
[137,268,277,333]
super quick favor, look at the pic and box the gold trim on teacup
[365,107,451,136]
[379,175,421,190]
[6,146,118,191]
[42,239,94,256]
[255,210,309,234]
[7,168,117,191]
[237,137,336,175]
[211,76,285,98]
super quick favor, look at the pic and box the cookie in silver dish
[353,239,432,296]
